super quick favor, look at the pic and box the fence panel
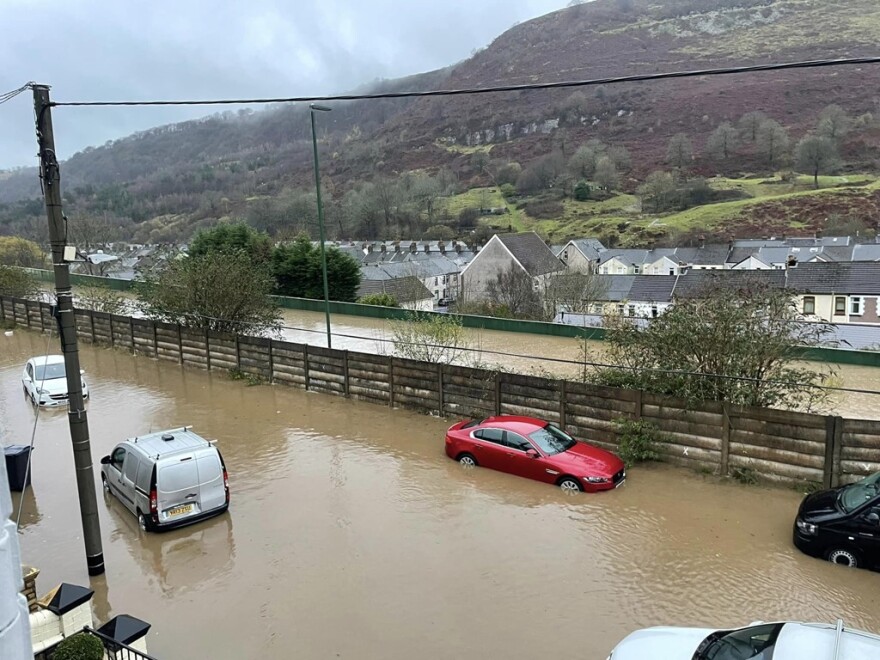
[839,418,880,485]
[2,295,877,489]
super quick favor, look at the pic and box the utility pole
[310,103,333,349]
[33,85,105,576]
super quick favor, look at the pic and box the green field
[455,174,880,244]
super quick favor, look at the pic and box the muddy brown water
[279,309,880,418]
[2,330,880,659]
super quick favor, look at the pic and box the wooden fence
[3,296,878,488]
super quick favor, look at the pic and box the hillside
[1,0,880,245]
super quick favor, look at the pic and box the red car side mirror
[525,449,539,459]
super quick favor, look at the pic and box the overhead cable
[49,57,880,108]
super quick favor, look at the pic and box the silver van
[100,427,229,532]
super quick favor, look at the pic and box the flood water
[2,329,880,659]
[279,309,880,418]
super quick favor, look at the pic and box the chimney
[455,242,462,254]
[394,244,401,253]
[423,243,430,254]
[815,229,824,239]
[698,234,705,248]
[367,244,373,254]
[787,254,797,268]
[438,241,446,255]
[409,241,417,253]
[380,244,387,253]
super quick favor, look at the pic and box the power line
[0,82,34,105]
[50,57,880,108]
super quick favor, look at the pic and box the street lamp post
[310,103,333,349]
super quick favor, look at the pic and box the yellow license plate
[167,504,194,517]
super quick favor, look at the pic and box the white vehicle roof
[774,622,880,660]
[611,621,880,660]
[28,355,65,366]
[125,427,215,461]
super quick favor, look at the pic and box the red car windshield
[528,425,577,455]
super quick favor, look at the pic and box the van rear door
[195,450,226,512]
[156,456,202,524]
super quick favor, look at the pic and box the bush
[499,183,517,199]
[0,265,40,299]
[51,633,105,660]
[457,207,480,229]
[614,418,662,466]
[522,198,564,219]
[358,293,399,307]
[731,466,759,486]
[573,180,591,201]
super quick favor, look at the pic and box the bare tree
[391,313,481,366]
[818,104,851,141]
[757,119,790,168]
[795,135,841,189]
[638,171,677,213]
[666,133,694,170]
[706,122,739,162]
[487,265,544,320]
[738,111,768,143]
[568,145,598,180]
[544,269,608,316]
[594,157,620,191]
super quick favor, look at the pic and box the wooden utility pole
[33,84,105,576]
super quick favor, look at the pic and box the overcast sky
[0,0,566,169]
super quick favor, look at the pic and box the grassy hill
[2,0,880,244]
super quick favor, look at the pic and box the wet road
[2,330,880,659]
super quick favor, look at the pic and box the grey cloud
[0,0,563,169]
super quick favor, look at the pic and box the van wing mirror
[867,512,880,525]
[100,455,110,465]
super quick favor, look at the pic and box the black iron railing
[80,627,159,660]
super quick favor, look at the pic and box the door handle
[185,493,197,499]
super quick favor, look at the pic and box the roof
[598,249,652,267]
[30,355,65,366]
[673,269,788,298]
[671,244,731,265]
[496,232,564,277]
[596,275,636,301]
[628,276,677,303]
[356,275,433,302]
[566,238,606,261]
[786,262,880,295]
[127,427,212,459]
[773,621,880,660]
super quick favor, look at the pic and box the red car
[445,415,626,492]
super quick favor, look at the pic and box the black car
[793,471,880,570]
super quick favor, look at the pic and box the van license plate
[167,504,194,517]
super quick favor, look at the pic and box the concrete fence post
[108,314,115,347]
[268,339,274,383]
[389,357,395,408]
[720,403,731,476]
[129,317,135,352]
[494,372,502,416]
[90,309,96,343]
[634,389,643,421]
[823,416,837,489]
[437,363,445,416]
[235,335,241,370]
[559,379,567,429]
[303,344,311,391]
[204,328,211,371]
[177,324,184,364]
[152,321,159,358]
[343,350,350,398]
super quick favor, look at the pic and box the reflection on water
[9,488,42,530]
[2,330,880,659]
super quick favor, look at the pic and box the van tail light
[150,489,158,516]
[223,469,230,503]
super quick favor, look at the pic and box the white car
[21,355,90,407]
[608,620,880,660]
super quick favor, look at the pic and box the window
[628,305,636,317]
[633,266,640,274]
[616,266,625,274]
[434,277,439,285]
[668,268,675,275]
[474,428,504,445]
[110,447,126,470]
[34,363,66,381]
[503,432,533,452]
[617,304,625,315]
[803,296,815,315]
[651,305,659,318]
[851,296,863,315]
[528,425,577,456]
[123,455,140,482]
[695,624,783,660]
[834,296,846,316]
